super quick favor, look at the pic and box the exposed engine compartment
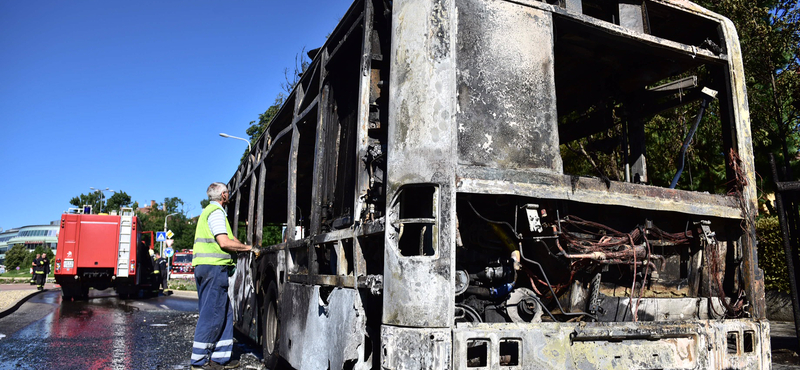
[454,194,747,324]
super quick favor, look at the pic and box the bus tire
[262,281,281,368]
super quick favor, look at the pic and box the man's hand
[251,247,263,259]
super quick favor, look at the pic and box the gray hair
[207,182,228,201]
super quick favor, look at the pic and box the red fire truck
[54,207,159,299]
[170,249,194,278]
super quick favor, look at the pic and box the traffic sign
[164,248,174,258]
[166,230,174,239]
[156,232,167,242]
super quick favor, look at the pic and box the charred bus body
[227,0,769,368]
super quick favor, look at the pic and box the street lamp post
[89,187,115,214]
[219,133,252,153]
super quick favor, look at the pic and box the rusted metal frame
[717,16,763,319]
[325,0,366,53]
[353,0,374,226]
[255,162,266,248]
[628,115,648,183]
[296,60,321,112]
[291,97,319,126]
[285,127,302,242]
[263,238,308,253]
[306,67,329,278]
[648,0,730,24]
[549,6,724,63]
[288,273,357,288]
[245,163,257,245]
[232,169,243,238]
[335,239,348,276]
[310,49,330,238]
[515,0,725,33]
[457,166,743,219]
[326,12,366,68]
[770,154,800,350]
[775,181,800,192]
[618,0,647,33]
[353,235,366,278]
[264,90,297,139]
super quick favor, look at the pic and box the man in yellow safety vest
[189,182,259,370]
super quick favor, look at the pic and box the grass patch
[168,279,197,291]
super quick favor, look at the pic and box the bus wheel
[263,281,280,368]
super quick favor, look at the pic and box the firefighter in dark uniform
[155,252,168,291]
[30,253,39,285]
[150,250,160,294]
[34,253,48,290]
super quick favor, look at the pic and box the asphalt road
[0,289,265,370]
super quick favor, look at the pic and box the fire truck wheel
[61,285,77,300]
[262,281,280,368]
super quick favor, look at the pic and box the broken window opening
[466,339,489,368]
[392,185,438,257]
[554,12,734,194]
[499,339,521,366]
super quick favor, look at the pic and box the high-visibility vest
[193,203,235,266]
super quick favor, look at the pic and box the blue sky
[0,0,353,229]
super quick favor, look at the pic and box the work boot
[215,360,239,369]
[191,361,223,370]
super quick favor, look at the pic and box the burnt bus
[226,0,769,368]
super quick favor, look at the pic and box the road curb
[0,288,50,319]
[169,290,198,298]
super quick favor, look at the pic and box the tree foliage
[69,192,102,212]
[69,190,132,214]
[4,244,28,270]
[135,198,197,251]
[22,245,54,273]
[695,0,800,187]
[756,215,791,292]
[105,191,132,213]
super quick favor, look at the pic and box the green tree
[4,244,28,270]
[69,192,102,213]
[136,197,197,251]
[105,191,133,213]
[693,0,800,189]
[163,197,184,214]
[22,245,55,274]
[242,96,284,162]
[756,215,790,292]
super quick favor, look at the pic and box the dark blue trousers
[191,265,234,366]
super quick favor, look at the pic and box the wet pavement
[0,288,266,370]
